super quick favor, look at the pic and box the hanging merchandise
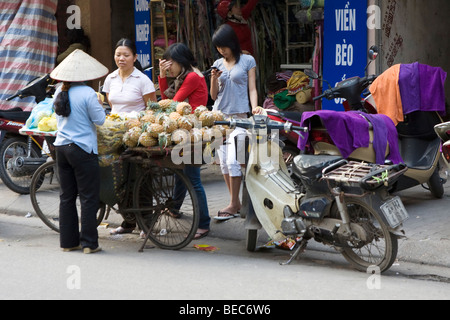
[177,0,217,72]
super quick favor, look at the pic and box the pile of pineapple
[122,99,228,148]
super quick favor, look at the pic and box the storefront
[56,0,448,113]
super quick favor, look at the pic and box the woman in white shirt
[104,39,157,235]
[103,38,157,114]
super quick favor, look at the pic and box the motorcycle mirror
[368,45,379,61]
[304,69,319,79]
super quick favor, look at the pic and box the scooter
[1,74,53,194]
[266,110,307,168]
[218,115,409,273]
[305,47,446,198]
[434,121,450,170]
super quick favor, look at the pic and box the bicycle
[28,133,200,251]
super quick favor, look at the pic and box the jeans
[173,165,211,230]
[56,144,100,249]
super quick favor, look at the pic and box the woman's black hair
[162,43,197,71]
[68,27,90,50]
[115,38,143,71]
[54,82,72,117]
[212,24,241,63]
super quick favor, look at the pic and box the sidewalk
[1,164,449,267]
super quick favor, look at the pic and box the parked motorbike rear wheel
[332,198,398,273]
[0,137,41,194]
[427,165,444,199]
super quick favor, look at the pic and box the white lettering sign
[135,0,149,12]
[335,8,356,31]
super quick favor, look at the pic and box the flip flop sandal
[166,210,182,219]
[194,230,209,240]
[214,211,240,221]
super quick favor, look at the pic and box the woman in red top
[217,0,259,55]
[158,43,208,109]
[158,43,211,240]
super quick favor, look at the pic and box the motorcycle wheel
[427,165,444,199]
[0,137,41,194]
[332,198,398,273]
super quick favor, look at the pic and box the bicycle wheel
[0,137,42,194]
[30,160,106,232]
[133,166,200,250]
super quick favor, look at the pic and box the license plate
[380,196,409,228]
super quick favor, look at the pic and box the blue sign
[134,0,152,79]
[322,0,368,111]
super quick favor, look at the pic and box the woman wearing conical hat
[50,49,108,254]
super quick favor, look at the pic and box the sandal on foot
[166,210,182,219]
[194,230,209,240]
[214,211,240,221]
[109,226,134,235]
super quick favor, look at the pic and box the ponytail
[54,82,72,117]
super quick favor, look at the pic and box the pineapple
[158,132,172,148]
[123,126,142,147]
[147,123,164,138]
[211,110,225,122]
[172,129,190,145]
[159,99,178,112]
[138,132,158,147]
[140,112,156,124]
[177,116,193,131]
[156,113,169,125]
[190,128,203,143]
[169,112,182,122]
[125,118,142,130]
[163,118,178,133]
[194,106,208,118]
[176,102,192,115]
[198,111,215,127]
[147,101,161,113]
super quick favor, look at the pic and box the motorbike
[434,121,450,170]
[1,74,53,194]
[218,115,409,273]
[266,110,305,168]
[304,46,446,198]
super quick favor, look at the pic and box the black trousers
[56,144,100,249]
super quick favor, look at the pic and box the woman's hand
[159,59,172,78]
[210,68,222,80]
[252,106,265,115]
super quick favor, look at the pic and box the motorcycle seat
[0,108,31,122]
[279,111,303,123]
[293,154,343,181]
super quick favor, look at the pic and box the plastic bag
[97,116,127,155]
[25,97,54,129]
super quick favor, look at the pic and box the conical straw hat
[50,49,109,82]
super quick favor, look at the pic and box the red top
[226,0,259,55]
[158,72,208,109]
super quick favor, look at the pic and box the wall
[75,0,112,86]
[379,0,449,113]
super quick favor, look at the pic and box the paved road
[1,165,450,300]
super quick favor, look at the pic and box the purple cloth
[298,111,403,164]
[399,63,447,116]
[360,112,403,164]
